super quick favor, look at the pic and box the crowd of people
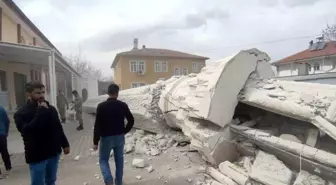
[0,81,134,185]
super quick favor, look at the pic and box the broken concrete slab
[279,134,302,144]
[293,170,325,185]
[83,84,170,134]
[159,49,272,128]
[206,167,238,185]
[218,161,249,185]
[231,125,336,180]
[250,151,293,185]
[241,77,336,142]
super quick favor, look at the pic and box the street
[1,114,207,185]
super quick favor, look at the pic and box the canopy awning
[0,41,80,106]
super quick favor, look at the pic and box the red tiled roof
[275,41,336,65]
[111,48,209,68]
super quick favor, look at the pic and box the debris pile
[124,129,190,156]
[83,48,336,183]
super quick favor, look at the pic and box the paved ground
[1,114,207,185]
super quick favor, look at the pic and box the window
[174,68,181,76]
[131,83,146,88]
[192,62,198,73]
[308,64,312,71]
[130,61,146,73]
[30,69,41,81]
[313,63,320,71]
[182,68,188,75]
[154,61,167,72]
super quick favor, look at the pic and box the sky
[15,0,336,77]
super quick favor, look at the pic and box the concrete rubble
[83,48,336,184]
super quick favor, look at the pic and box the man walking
[93,84,134,185]
[56,90,68,124]
[0,105,11,179]
[71,90,84,131]
[14,81,70,185]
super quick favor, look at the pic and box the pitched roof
[111,48,209,68]
[275,41,336,65]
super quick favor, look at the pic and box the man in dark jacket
[14,81,70,185]
[93,84,134,185]
[0,105,11,179]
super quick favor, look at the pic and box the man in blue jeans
[0,105,11,179]
[14,81,70,185]
[93,84,134,185]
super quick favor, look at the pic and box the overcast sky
[15,0,336,77]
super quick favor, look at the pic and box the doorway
[14,72,27,109]
[82,88,88,102]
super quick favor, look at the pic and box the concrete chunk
[293,170,325,185]
[218,161,249,185]
[250,151,292,185]
[132,158,145,168]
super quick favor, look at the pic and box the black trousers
[0,135,11,173]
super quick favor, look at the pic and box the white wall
[277,64,292,77]
[277,57,336,77]
[80,76,98,99]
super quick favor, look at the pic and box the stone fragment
[236,142,257,157]
[305,129,319,147]
[94,174,100,179]
[240,120,256,127]
[150,148,160,156]
[279,134,302,144]
[124,143,134,153]
[132,159,145,168]
[219,161,249,185]
[293,170,325,185]
[74,155,80,161]
[326,100,336,123]
[250,151,292,185]
[147,165,154,173]
[136,175,142,180]
[208,180,224,185]
[206,167,238,185]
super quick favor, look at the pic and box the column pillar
[48,51,57,106]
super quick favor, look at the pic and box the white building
[273,38,336,84]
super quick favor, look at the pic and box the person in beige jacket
[57,90,69,123]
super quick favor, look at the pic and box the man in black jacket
[93,84,134,185]
[14,81,70,185]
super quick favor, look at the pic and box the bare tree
[322,23,336,41]
[100,76,114,82]
[65,54,103,80]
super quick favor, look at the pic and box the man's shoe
[5,170,11,177]
[76,126,84,131]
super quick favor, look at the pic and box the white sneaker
[5,170,11,177]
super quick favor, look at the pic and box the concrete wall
[114,56,206,90]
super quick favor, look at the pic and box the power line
[201,34,321,52]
